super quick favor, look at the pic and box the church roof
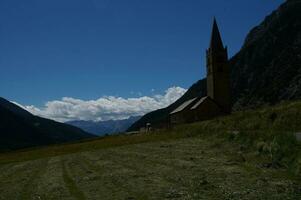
[209,18,224,50]
[170,98,198,115]
[190,96,223,112]
[190,96,211,110]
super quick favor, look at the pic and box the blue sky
[0,0,284,120]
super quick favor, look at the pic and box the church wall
[170,110,191,125]
[207,48,231,113]
[192,100,223,122]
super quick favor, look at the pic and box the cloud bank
[17,86,187,122]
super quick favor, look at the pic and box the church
[170,19,231,126]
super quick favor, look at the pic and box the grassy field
[0,101,301,199]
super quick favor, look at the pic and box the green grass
[61,158,86,200]
[0,100,300,199]
[1,100,301,172]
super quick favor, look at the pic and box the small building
[170,98,198,125]
[170,18,231,126]
[170,96,224,126]
[190,96,224,122]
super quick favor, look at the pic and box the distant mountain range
[128,0,301,131]
[0,97,96,151]
[67,116,141,136]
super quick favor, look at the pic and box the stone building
[169,98,198,125]
[170,18,231,126]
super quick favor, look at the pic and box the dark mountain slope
[0,97,96,151]
[0,97,32,119]
[129,0,301,131]
[231,0,301,109]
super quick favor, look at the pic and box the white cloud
[16,86,187,122]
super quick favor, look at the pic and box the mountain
[230,0,301,109]
[128,0,301,131]
[67,116,141,136]
[0,97,96,151]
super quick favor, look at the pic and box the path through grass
[0,136,300,200]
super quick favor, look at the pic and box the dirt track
[0,137,299,200]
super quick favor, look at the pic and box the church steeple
[206,18,231,113]
[209,18,224,51]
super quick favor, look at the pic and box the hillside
[129,0,301,131]
[0,97,96,151]
[231,0,301,109]
[129,79,207,130]
[0,101,300,199]
[67,116,141,136]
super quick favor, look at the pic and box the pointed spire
[209,17,224,50]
